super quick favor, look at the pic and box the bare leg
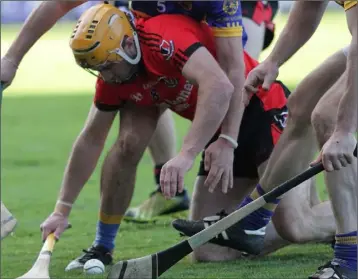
[272,179,336,244]
[148,109,177,167]
[123,111,188,222]
[189,176,257,262]
[259,49,347,193]
[311,73,357,235]
[100,105,160,216]
[260,51,346,247]
[259,159,334,255]
[309,177,322,206]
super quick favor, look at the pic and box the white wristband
[219,134,238,149]
[56,200,73,208]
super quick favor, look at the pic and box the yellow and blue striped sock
[94,212,122,251]
[236,184,281,230]
[333,231,357,271]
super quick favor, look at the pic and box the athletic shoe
[65,245,113,271]
[172,210,265,255]
[123,188,190,223]
[308,261,357,279]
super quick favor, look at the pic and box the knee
[114,133,145,165]
[273,208,310,244]
[286,92,312,135]
[191,245,243,263]
[311,106,335,146]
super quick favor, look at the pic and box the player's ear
[123,37,138,58]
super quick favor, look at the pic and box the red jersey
[95,14,285,120]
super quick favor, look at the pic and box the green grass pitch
[0,11,351,279]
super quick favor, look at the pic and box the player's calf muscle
[311,75,346,146]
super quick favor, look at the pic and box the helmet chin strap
[114,31,141,65]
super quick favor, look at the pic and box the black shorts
[198,80,290,179]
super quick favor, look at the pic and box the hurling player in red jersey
[127,0,247,215]
[1,0,246,224]
[39,4,338,269]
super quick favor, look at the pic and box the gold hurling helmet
[69,3,141,71]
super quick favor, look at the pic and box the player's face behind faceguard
[69,3,141,84]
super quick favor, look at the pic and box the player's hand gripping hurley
[16,233,56,279]
[108,146,357,279]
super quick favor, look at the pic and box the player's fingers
[322,155,335,172]
[54,229,63,241]
[208,169,224,193]
[243,84,259,95]
[204,150,212,172]
[330,155,343,171]
[204,166,217,189]
[178,172,184,194]
[221,170,229,194]
[163,167,173,199]
[54,222,68,240]
[160,166,167,194]
[41,228,52,242]
[344,153,354,165]
[310,157,320,166]
[229,169,234,189]
[262,75,275,91]
[338,156,349,168]
[170,169,178,198]
[310,152,322,166]
[244,71,260,88]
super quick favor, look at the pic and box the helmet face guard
[69,3,141,73]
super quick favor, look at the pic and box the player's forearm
[55,135,105,216]
[181,82,233,157]
[220,65,246,140]
[335,38,358,134]
[215,37,246,139]
[267,1,328,67]
[5,1,85,65]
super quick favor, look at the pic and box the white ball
[83,259,105,275]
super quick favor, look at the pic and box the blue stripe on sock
[336,231,357,238]
[94,221,120,251]
[334,231,357,271]
[237,196,274,230]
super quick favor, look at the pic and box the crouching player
[40,3,243,271]
[113,0,249,222]
[35,2,276,269]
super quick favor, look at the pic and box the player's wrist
[179,147,198,160]
[218,134,238,149]
[265,55,281,68]
[332,129,356,138]
[4,52,21,68]
[54,200,72,217]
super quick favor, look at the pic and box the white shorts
[242,17,266,60]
